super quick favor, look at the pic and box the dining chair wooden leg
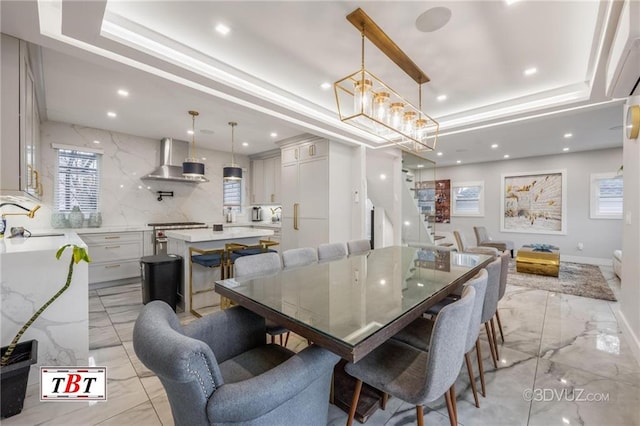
[465,352,480,408]
[279,334,283,346]
[444,390,456,426]
[284,332,290,347]
[381,392,388,410]
[346,380,363,426]
[476,338,487,397]
[416,405,425,426]
[495,310,505,343]
[270,335,275,344]
[450,384,458,424]
[484,322,498,368]
[490,317,500,361]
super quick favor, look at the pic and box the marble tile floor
[4,266,638,426]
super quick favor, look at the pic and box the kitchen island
[165,227,275,311]
[0,232,88,385]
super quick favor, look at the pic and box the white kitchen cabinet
[279,136,352,251]
[82,232,143,285]
[0,34,41,199]
[251,155,281,204]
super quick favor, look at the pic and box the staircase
[402,171,435,246]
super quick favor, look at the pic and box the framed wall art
[500,170,567,234]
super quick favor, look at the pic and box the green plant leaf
[55,244,71,260]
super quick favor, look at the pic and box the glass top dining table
[215,246,493,363]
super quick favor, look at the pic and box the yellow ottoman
[516,246,560,277]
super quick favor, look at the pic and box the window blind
[223,180,242,212]
[595,177,623,216]
[54,148,101,213]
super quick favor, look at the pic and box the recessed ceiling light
[93,140,100,144]
[215,23,230,36]
[201,157,207,161]
[416,164,424,168]
[437,94,447,101]
[523,67,538,76]
[380,174,387,180]
[270,132,278,138]
[491,143,499,149]
[564,133,573,138]
[503,154,510,158]
[242,142,249,147]
[436,152,443,156]
[187,130,194,135]
[456,160,462,164]
[117,89,129,97]
[107,111,117,118]
[505,0,521,5]
[320,82,331,90]
[563,147,570,152]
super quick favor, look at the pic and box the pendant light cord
[229,122,238,165]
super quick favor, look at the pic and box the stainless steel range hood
[142,138,208,183]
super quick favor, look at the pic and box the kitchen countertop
[0,231,86,254]
[165,227,274,242]
[224,222,282,229]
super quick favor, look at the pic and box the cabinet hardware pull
[295,148,298,160]
[271,194,274,202]
[105,236,121,240]
[33,169,40,191]
[293,203,299,230]
[105,264,121,269]
[105,245,121,249]
[38,182,43,197]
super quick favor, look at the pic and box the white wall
[9,120,251,230]
[434,147,623,263]
[619,95,640,364]
[366,148,403,245]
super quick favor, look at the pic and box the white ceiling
[0,0,628,166]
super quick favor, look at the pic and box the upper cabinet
[1,34,42,199]
[251,155,281,205]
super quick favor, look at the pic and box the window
[591,173,623,219]
[54,145,101,214]
[452,181,484,216]
[223,179,242,212]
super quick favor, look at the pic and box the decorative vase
[50,213,68,229]
[68,206,84,228]
[1,340,38,419]
[88,212,102,228]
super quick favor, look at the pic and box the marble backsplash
[3,121,253,230]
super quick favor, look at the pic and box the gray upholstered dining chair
[474,226,514,258]
[317,242,348,263]
[454,230,500,256]
[391,269,488,408]
[234,252,290,346]
[495,250,510,342]
[133,301,339,426]
[347,239,371,256]
[481,256,502,372]
[344,286,476,426]
[282,247,318,269]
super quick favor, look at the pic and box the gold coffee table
[516,245,560,277]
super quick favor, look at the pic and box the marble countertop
[165,227,274,242]
[224,222,282,229]
[0,231,86,254]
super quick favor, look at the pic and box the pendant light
[182,110,206,178]
[223,121,242,180]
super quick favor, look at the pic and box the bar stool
[189,247,226,317]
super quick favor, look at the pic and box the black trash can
[140,254,183,311]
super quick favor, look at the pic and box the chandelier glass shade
[183,110,206,178]
[334,9,439,153]
[223,121,242,180]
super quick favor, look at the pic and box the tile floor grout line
[526,289,551,426]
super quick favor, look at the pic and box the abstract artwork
[501,170,567,234]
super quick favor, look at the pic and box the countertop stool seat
[189,247,226,317]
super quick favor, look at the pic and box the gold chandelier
[334,8,439,153]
